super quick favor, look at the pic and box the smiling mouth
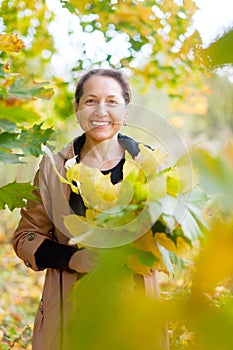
[91,121,110,126]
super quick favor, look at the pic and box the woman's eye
[107,100,118,105]
[85,99,97,105]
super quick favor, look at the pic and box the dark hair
[75,69,131,105]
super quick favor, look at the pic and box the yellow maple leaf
[122,157,140,182]
[155,233,194,260]
[154,232,177,252]
[166,155,199,195]
[148,173,166,201]
[66,163,80,183]
[69,163,119,211]
[134,144,159,178]
[166,168,180,196]
[0,33,25,52]
[126,254,152,275]
[85,208,100,223]
[134,230,161,257]
[127,230,169,275]
[108,3,153,37]
[64,214,89,238]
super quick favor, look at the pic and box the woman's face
[75,76,128,143]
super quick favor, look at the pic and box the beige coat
[13,140,81,350]
[13,136,169,350]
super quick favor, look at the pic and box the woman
[13,69,168,349]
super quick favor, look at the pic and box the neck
[80,136,124,170]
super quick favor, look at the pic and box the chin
[87,129,119,142]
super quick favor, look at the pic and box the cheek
[115,106,128,121]
[76,107,92,121]
[76,112,82,124]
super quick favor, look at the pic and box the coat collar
[60,133,142,162]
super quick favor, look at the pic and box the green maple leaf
[0,123,54,162]
[0,131,22,150]
[159,188,208,242]
[0,150,24,163]
[0,119,17,132]
[19,123,54,157]
[9,76,54,100]
[0,103,40,123]
[0,181,39,211]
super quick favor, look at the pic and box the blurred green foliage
[205,27,233,68]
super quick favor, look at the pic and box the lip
[91,121,111,126]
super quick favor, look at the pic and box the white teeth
[92,121,110,126]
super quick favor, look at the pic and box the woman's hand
[68,249,98,273]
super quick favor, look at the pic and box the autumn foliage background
[0,0,233,349]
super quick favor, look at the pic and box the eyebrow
[83,94,120,99]
[84,94,97,98]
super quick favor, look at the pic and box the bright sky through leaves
[45,0,233,79]
[193,0,233,46]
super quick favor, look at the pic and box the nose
[95,103,108,117]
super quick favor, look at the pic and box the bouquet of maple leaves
[44,143,207,276]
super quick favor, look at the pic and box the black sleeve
[35,239,78,271]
